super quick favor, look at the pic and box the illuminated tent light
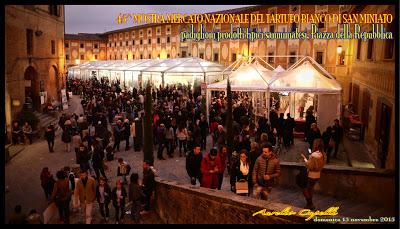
[207,63,275,91]
[269,60,341,93]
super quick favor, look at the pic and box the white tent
[270,56,342,132]
[68,58,227,88]
[206,61,277,119]
[273,65,286,73]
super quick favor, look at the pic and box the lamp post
[336,45,345,65]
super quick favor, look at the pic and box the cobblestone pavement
[5,95,393,223]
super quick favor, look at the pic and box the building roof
[103,5,262,35]
[65,33,107,41]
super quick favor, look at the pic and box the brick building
[64,33,108,68]
[5,5,66,141]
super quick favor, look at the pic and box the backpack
[55,183,70,206]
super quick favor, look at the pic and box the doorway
[24,66,39,111]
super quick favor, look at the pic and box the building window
[157,37,160,44]
[199,53,204,59]
[26,29,33,55]
[384,23,394,59]
[140,40,143,45]
[167,37,170,43]
[316,52,324,64]
[132,40,135,46]
[114,55,117,60]
[126,41,128,46]
[65,42,69,48]
[148,30,151,34]
[126,55,128,60]
[94,43,98,49]
[148,54,151,59]
[214,53,219,62]
[49,5,60,16]
[140,54,143,59]
[133,55,135,59]
[167,27,170,32]
[80,55,84,60]
[181,51,187,58]
[51,40,55,55]
[80,43,84,48]
[157,54,160,58]
[289,51,296,63]
[120,41,122,46]
[268,52,274,63]
[356,40,362,60]
[167,54,170,58]
[94,55,97,60]
[367,37,373,59]
[109,55,111,59]
[148,39,151,44]
[232,53,237,62]
[269,25,275,33]
[66,55,69,60]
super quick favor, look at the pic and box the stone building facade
[64,33,108,68]
[5,5,66,141]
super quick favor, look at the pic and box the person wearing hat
[200,148,221,189]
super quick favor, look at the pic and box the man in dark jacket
[156,124,167,160]
[284,113,296,146]
[96,177,111,222]
[113,120,124,152]
[123,119,131,151]
[92,140,108,181]
[305,111,316,141]
[142,161,155,212]
[252,143,281,200]
[45,124,55,153]
[128,173,145,222]
[198,115,209,151]
[331,119,343,158]
[186,144,203,185]
[307,123,322,150]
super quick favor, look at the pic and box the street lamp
[336,45,343,54]
[336,45,345,65]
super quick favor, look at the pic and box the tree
[226,78,234,152]
[143,80,154,165]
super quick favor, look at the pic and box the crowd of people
[10,76,344,224]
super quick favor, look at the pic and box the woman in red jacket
[200,148,221,189]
